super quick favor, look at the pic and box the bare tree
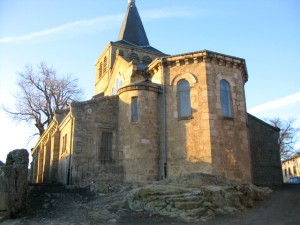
[3,62,83,136]
[267,118,300,161]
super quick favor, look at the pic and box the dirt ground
[205,184,300,225]
[1,184,300,225]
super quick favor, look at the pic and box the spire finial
[128,0,135,6]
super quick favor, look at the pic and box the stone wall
[248,114,283,186]
[70,96,122,186]
[150,51,252,183]
[57,115,73,184]
[0,149,29,219]
[30,120,60,184]
[118,81,160,182]
[94,43,164,95]
[205,60,252,182]
[163,60,213,179]
[0,165,8,217]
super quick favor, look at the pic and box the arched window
[142,56,152,64]
[128,53,139,63]
[117,49,124,57]
[131,97,138,122]
[178,80,191,118]
[220,79,233,117]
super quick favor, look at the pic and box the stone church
[30,0,283,186]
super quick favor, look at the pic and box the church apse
[157,53,214,179]
[30,0,282,186]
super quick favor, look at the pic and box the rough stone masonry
[0,149,29,220]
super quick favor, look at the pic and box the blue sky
[0,0,299,162]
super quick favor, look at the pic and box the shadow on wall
[177,107,213,178]
[166,77,214,179]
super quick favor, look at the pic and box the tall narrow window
[112,77,119,95]
[116,78,119,89]
[119,79,123,89]
[62,134,67,154]
[220,79,233,118]
[178,80,191,118]
[131,97,138,122]
[98,62,103,79]
[99,132,113,164]
[103,56,108,74]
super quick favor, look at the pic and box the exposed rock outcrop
[127,173,272,222]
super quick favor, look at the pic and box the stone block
[0,192,8,211]
[6,149,29,165]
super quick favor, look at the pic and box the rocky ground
[2,174,297,225]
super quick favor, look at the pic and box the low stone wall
[0,149,29,220]
[0,167,9,211]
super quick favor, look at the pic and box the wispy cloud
[0,15,123,44]
[0,7,202,44]
[249,92,300,114]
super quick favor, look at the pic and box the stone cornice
[148,50,249,83]
[118,80,160,95]
[95,43,112,66]
[58,112,73,131]
[248,113,280,132]
[71,95,119,107]
[112,41,164,57]
[31,119,58,155]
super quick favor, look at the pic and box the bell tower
[94,0,166,95]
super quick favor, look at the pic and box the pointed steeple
[117,0,150,47]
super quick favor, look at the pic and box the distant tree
[3,62,83,136]
[267,118,300,161]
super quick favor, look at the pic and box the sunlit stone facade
[30,0,282,186]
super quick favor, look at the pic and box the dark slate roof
[113,40,166,55]
[117,0,149,47]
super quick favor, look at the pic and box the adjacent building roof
[282,152,300,163]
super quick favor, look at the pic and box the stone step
[174,201,205,210]
[29,183,92,195]
[144,192,204,204]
